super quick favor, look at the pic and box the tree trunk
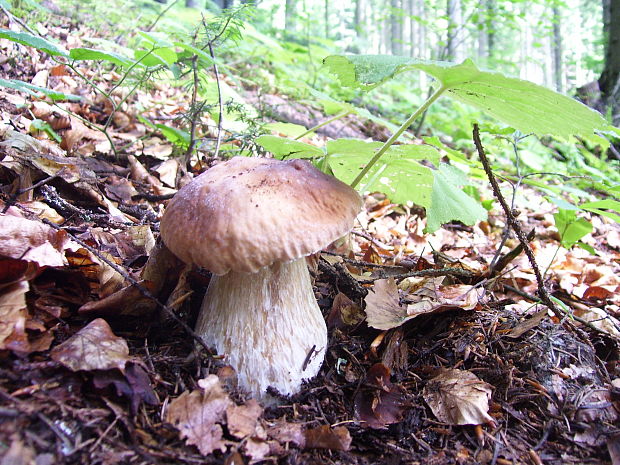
[446,0,461,60]
[186,0,198,7]
[285,0,297,33]
[551,5,563,92]
[354,0,363,36]
[390,0,402,55]
[325,0,329,39]
[599,0,620,125]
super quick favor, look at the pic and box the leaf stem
[294,110,352,140]
[350,84,447,189]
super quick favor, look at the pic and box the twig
[357,267,475,284]
[472,124,561,319]
[208,41,223,160]
[489,229,535,277]
[2,169,65,214]
[184,54,201,170]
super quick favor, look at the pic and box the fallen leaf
[303,425,351,451]
[326,292,364,328]
[226,399,263,439]
[506,308,548,338]
[423,368,494,426]
[267,421,305,447]
[0,281,29,350]
[166,375,232,456]
[50,318,130,372]
[92,362,157,415]
[0,214,67,267]
[365,278,482,330]
[354,363,407,429]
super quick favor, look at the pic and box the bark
[599,0,620,125]
[285,0,297,33]
[446,0,461,60]
[390,0,402,55]
[551,5,563,92]
[325,0,329,39]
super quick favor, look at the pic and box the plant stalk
[294,110,352,140]
[350,84,447,189]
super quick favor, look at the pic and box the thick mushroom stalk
[195,259,327,398]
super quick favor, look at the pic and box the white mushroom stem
[195,258,327,399]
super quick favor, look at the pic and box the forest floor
[1,13,620,465]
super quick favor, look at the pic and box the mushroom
[159,156,362,398]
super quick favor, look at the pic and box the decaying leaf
[92,362,158,415]
[326,291,365,328]
[0,213,68,267]
[423,368,494,426]
[354,363,407,429]
[50,318,130,372]
[303,425,352,451]
[166,375,232,456]
[226,399,263,439]
[365,277,482,330]
[0,281,29,349]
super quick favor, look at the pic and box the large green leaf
[554,209,594,248]
[255,135,324,159]
[324,55,612,144]
[69,47,133,67]
[425,164,488,232]
[327,139,436,207]
[0,28,67,56]
[0,78,81,101]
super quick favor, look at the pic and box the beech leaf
[423,368,494,426]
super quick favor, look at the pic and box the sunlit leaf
[255,135,323,159]
[0,78,81,101]
[554,209,594,248]
[69,47,133,67]
[0,28,67,56]
[324,55,612,145]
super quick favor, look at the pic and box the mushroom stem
[195,258,327,398]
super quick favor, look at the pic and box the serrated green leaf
[255,135,323,159]
[425,164,488,232]
[0,28,67,56]
[69,47,132,67]
[0,78,81,101]
[554,209,593,248]
[327,139,434,207]
[324,55,612,145]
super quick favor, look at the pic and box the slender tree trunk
[446,0,461,60]
[354,0,363,35]
[551,5,563,92]
[599,0,620,125]
[285,0,297,33]
[325,0,329,38]
[390,0,402,55]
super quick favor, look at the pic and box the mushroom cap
[160,157,362,275]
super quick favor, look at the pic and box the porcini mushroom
[160,156,362,398]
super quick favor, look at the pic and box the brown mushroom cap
[160,157,362,275]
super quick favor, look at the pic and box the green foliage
[323,55,613,145]
[0,28,67,56]
[553,209,594,252]
[30,119,61,142]
[0,78,81,101]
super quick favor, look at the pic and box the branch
[472,124,561,319]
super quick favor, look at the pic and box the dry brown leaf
[0,281,29,350]
[506,308,548,338]
[303,425,351,451]
[354,363,407,429]
[364,278,409,330]
[226,399,263,439]
[365,278,482,330]
[326,292,364,329]
[267,421,305,447]
[50,318,130,372]
[423,368,494,426]
[166,375,232,456]
[0,214,67,267]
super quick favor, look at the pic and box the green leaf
[30,119,61,142]
[324,55,612,145]
[134,47,177,67]
[174,42,214,66]
[425,164,488,232]
[155,124,190,149]
[0,28,67,56]
[69,47,133,67]
[255,135,323,159]
[0,78,81,101]
[262,122,308,138]
[327,139,435,207]
[553,209,593,248]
